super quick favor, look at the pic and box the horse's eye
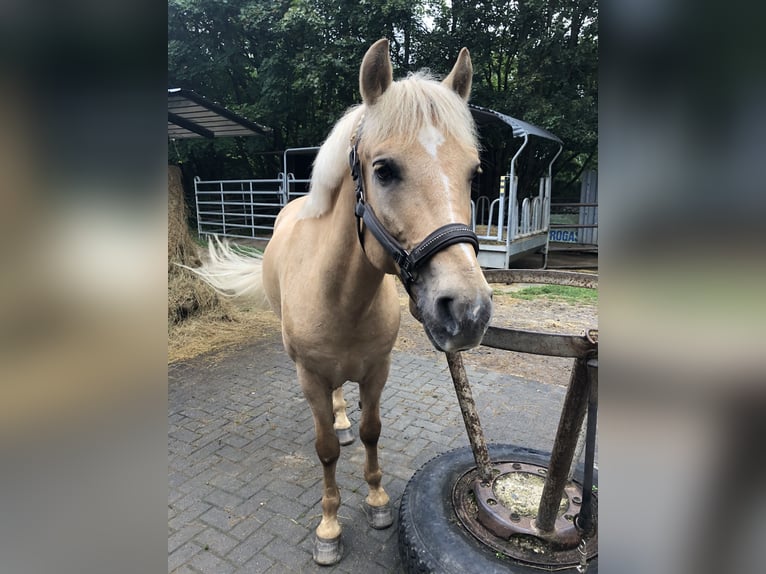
[373,160,397,185]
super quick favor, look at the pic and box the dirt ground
[168,258,598,387]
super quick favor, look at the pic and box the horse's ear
[443,47,473,101]
[360,39,393,106]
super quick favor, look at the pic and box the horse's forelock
[365,73,477,148]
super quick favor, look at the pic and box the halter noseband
[349,127,479,295]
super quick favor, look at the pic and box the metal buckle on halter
[398,261,416,287]
[350,144,365,203]
[393,252,415,284]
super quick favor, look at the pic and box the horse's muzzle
[417,289,493,353]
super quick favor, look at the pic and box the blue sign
[549,230,578,243]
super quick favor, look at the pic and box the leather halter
[349,127,479,295]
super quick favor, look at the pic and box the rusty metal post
[445,351,494,484]
[576,358,598,536]
[536,356,590,532]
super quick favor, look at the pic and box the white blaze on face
[418,124,472,259]
[418,124,445,158]
[419,124,450,212]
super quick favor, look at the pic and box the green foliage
[168,0,597,193]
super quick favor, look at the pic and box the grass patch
[509,285,597,304]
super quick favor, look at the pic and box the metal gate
[194,147,319,240]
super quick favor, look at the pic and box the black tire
[398,444,598,573]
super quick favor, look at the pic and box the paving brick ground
[168,332,572,573]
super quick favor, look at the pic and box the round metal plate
[452,460,598,568]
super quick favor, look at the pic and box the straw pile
[167,165,233,326]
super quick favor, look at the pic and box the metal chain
[575,538,588,573]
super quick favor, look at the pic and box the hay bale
[167,165,232,324]
[168,164,201,272]
[168,268,232,325]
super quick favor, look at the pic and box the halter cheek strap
[349,141,479,295]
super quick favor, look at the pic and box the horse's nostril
[435,296,459,336]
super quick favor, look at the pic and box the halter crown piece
[349,122,480,295]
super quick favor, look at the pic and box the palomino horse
[193,39,493,565]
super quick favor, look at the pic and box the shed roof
[469,104,562,145]
[168,88,271,139]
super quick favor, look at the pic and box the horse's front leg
[297,366,344,565]
[332,387,355,445]
[358,360,394,529]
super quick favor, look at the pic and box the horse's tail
[179,236,268,305]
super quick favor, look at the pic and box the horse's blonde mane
[299,72,477,219]
[298,105,364,219]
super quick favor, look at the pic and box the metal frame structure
[193,147,320,240]
[469,105,564,269]
[193,176,285,239]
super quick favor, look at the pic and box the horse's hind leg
[358,363,394,529]
[332,387,355,445]
[298,366,344,565]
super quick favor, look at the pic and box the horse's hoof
[313,534,343,566]
[335,427,355,446]
[363,500,394,529]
